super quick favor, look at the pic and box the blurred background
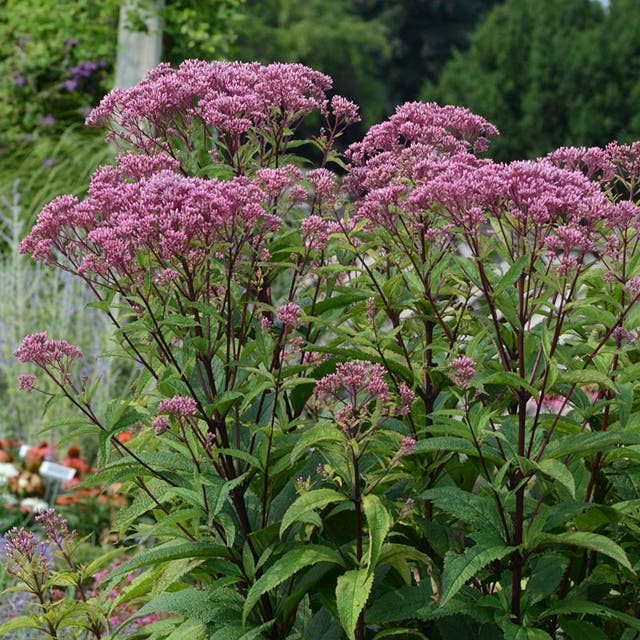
[0,0,637,443]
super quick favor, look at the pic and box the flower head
[158,396,197,418]
[449,355,476,389]
[277,303,302,329]
[14,333,83,368]
[17,374,36,392]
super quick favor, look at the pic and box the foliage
[237,0,499,131]
[0,509,143,639]
[0,0,119,146]
[424,0,640,161]
[9,59,640,639]
[355,0,501,107]
[236,0,391,128]
[159,0,247,64]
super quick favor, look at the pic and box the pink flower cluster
[301,215,340,250]
[315,362,392,435]
[18,374,36,392]
[157,395,198,418]
[14,333,83,368]
[347,101,499,169]
[20,153,271,279]
[85,60,356,153]
[449,355,476,389]
[277,302,302,329]
[316,362,390,403]
[546,146,616,183]
[3,527,51,584]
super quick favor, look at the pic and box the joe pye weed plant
[7,59,640,639]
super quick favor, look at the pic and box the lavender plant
[9,59,640,639]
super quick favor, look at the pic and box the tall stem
[352,447,365,640]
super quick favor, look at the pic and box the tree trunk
[115,0,165,88]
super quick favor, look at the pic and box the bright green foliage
[0,0,119,145]
[425,0,640,160]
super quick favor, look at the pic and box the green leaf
[522,553,568,609]
[528,458,576,498]
[533,532,633,571]
[211,391,244,414]
[362,494,392,570]
[544,431,640,459]
[541,600,640,630]
[134,587,234,623]
[107,541,231,586]
[336,568,374,640]
[372,628,428,639]
[367,581,433,624]
[280,489,348,537]
[0,617,39,634]
[560,620,608,640]
[440,544,513,606]
[494,255,529,296]
[309,290,373,316]
[556,369,615,392]
[243,545,342,624]
[514,628,554,640]
[479,371,539,398]
[421,487,505,539]
[290,425,345,463]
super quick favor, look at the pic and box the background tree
[236,0,499,130]
[424,0,640,160]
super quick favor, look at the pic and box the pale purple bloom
[158,396,197,417]
[152,416,170,435]
[449,355,476,389]
[277,303,302,329]
[399,437,416,457]
[14,332,83,367]
[17,374,36,392]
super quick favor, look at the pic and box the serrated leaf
[336,568,374,640]
[522,554,568,609]
[533,458,576,498]
[533,532,633,571]
[544,431,640,459]
[367,581,433,624]
[362,494,391,570]
[0,616,39,634]
[243,545,342,624]
[556,369,615,392]
[440,544,512,606]
[494,255,529,296]
[480,371,539,398]
[106,541,231,587]
[560,619,608,640]
[541,599,640,630]
[421,487,505,539]
[280,489,348,538]
[113,490,157,533]
[290,425,345,463]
